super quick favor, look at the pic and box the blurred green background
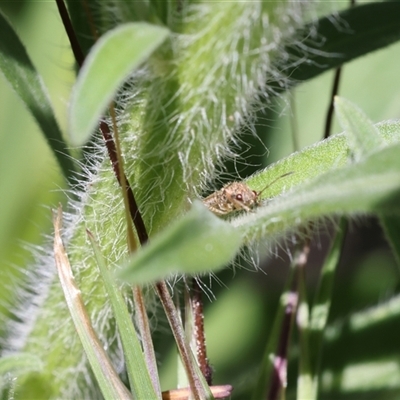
[1,1,400,398]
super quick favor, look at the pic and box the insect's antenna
[257,171,294,196]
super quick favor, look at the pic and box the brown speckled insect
[203,172,293,216]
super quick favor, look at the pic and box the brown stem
[156,282,205,400]
[99,121,149,244]
[191,279,212,385]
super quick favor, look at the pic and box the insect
[203,172,293,216]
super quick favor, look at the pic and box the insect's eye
[236,193,243,201]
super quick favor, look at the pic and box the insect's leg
[231,199,252,212]
[206,205,227,215]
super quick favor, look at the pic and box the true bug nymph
[203,172,293,216]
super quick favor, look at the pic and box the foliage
[1,1,400,399]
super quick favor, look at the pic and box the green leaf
[335,96,383,161]
[237,122,400,243]
[68,22,169,146]
[87,231,159,399]
[118,201,242,285]
[0,11,75,183]
[275,2,400,89]
[246,121,400,202]
[53,208,132,400]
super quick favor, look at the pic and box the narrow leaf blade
[87,231,160,399]
[53,207,132,400]
[68,22,169,145]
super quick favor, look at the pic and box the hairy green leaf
[236,121,400,243]
[118,201,242,285]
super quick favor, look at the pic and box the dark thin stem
[55,0,85,68]
[323,0,356,140]
[323,67,342,140]
[110,104,158,390]
[99,121,149,244]
[108,105,137,251]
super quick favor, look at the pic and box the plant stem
[155,281,207,400]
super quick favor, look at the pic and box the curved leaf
[0,11,75,183]
[273,2,400,89]
[68,22,169,146]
